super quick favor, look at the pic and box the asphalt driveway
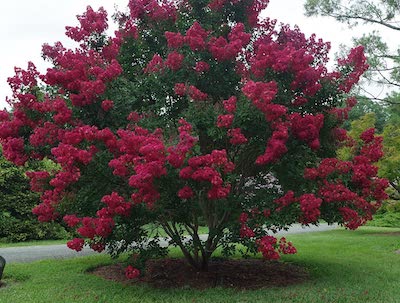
[0,223,337,263]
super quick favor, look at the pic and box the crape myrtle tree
[0,0,389,274]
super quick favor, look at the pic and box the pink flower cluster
[76,216,114,240]
[128,0,177,22]
[238,212,255,238]
[173,83,208,101]
[188,85,208,101]
[273,190,322,223]
[338,46,369,93]
[179,150,234,200]
[318,181,359,203]
[217,115,234,128]
[256,123,289,165]
[242,80,278,113]
[98,192,132,218]
[240,224,255,238]
[228,128,248,145]
[63,193,132,252]
[256,235,296,260]
[144,51,185,73]
[194,61,210,74]
[114,128,167,207]
[209,23,251,61]
[165,23,209,52]
[41,8,123,109]
[144,54,164,73]
[29,127,103,221]
[299,194,322,223]
[101,100,114,111]
[274,190,296,212]
[65,6,108,42]
[250,30,325,96]
[64,214,114,252]
[26,171,51,193]
[223,96,237,113]
[303,129,388,229]
[166,51,185,71]
[247,0,271,27]
[125,265,140,279]
[165,31,185,49]
[329,97,358,123]
[167,119,197,168]
[290,113,324,150]
[360,128,384,162]
[304,158,350,180]
[215,96,248,145]
[185,22,209,51]
[67,238,85,251]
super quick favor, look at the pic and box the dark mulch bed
[91,258,309,290]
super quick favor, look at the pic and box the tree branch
[390,181,400,195]
[160,220,199,269]
[315,3,400,31]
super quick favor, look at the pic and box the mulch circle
[91,258,309,290]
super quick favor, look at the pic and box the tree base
[91,258,309,290]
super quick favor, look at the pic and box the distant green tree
[0,150,67,242]
[379,123,400,198]
[304,0,400,104]
[344,96,389,132]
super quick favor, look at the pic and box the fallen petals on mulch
[91,258,309,290]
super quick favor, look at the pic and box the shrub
[0,152,67,242]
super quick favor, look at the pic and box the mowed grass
[0,227,399,303]
[0,239,67,248]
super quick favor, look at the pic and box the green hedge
[0,152,67,242]
[367,200,400,228]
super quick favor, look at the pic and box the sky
[0,0,392,109]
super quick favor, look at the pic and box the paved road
[0,223,337,264]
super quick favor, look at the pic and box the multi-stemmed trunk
[160,221,225,271]
[160,193,231,271]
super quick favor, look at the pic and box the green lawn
[144,223,209,238]
[1,227,399,303]
[0,239,67,248]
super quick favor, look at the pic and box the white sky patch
[0,0,393,109]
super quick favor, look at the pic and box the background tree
[0,0,388,274]
[304,0,400,104]
[379,124,400,198]
[0,149,67,242]
[343,96,389,132]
